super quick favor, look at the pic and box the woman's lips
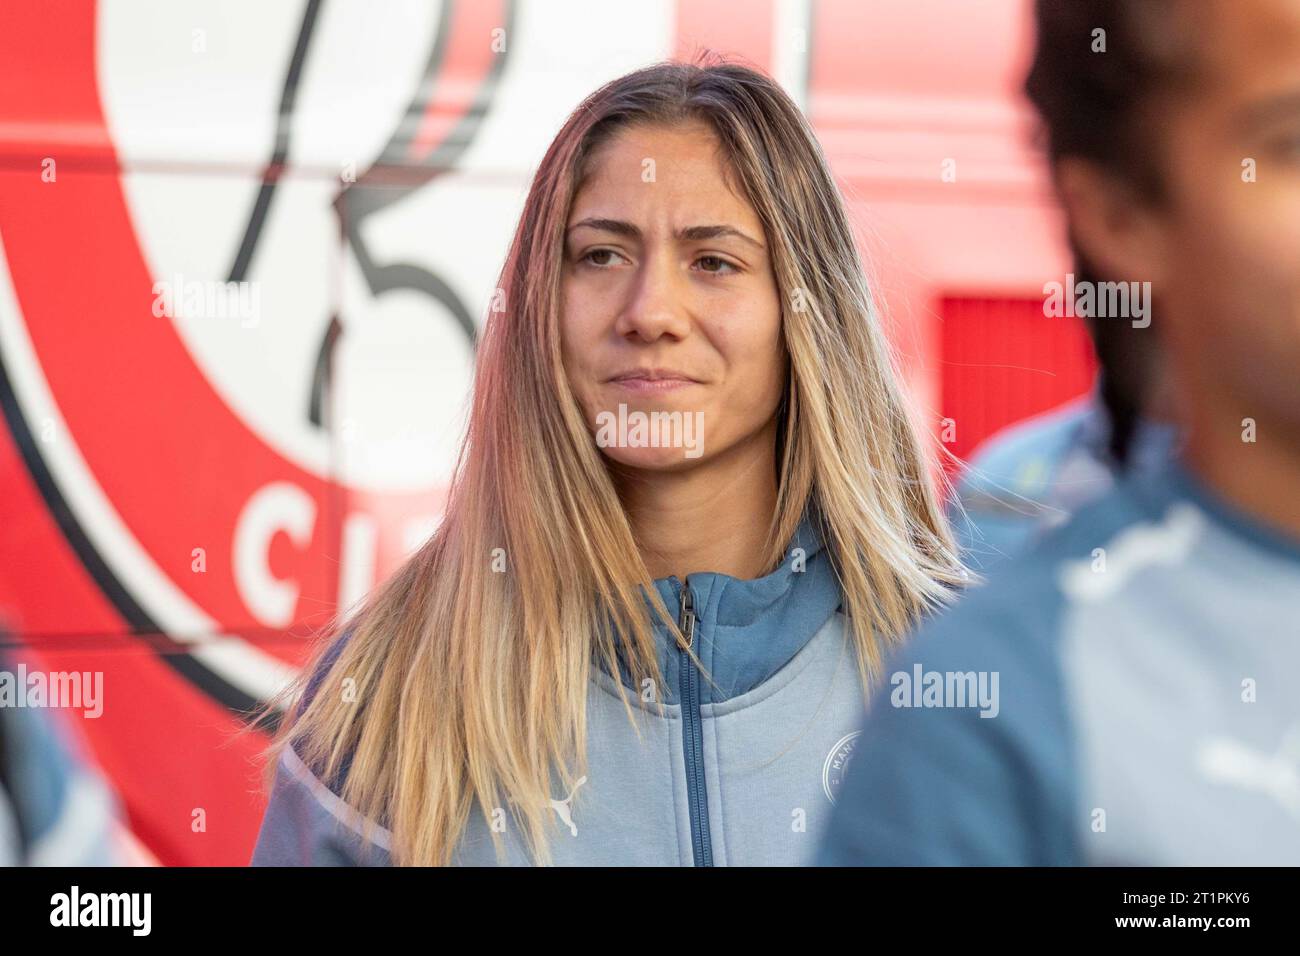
[609,377,697,394]
[606,371,701,394]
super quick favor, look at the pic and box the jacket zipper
[678,579,713,866]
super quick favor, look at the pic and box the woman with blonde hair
[251,58,965,867]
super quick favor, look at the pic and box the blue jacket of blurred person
[949,387,1180,571]
[0,647,123,865]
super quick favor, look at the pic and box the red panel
[0,410,123,636]
[939,297,1096,462]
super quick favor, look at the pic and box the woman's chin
[599,444,705,472]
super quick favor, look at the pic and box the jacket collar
[608,514,843,705]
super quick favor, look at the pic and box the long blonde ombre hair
[262,58,966,866]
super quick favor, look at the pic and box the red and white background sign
[0,0,1090,864]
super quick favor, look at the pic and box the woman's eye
[583,249,623,267]
[694,255,737,275]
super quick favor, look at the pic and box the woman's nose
[614,249,691,342]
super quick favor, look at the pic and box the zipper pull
[678,580,696,649]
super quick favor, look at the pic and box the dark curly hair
[1024,0,1195,463]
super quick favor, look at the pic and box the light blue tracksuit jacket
[818,459,1300,865]
[251,518,868,866]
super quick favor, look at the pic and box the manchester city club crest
[822,731,861,805]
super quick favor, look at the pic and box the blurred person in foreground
[820,0,1300,865]
[953,134,1184,566]
[0,643,123,865]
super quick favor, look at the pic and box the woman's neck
[614,426,780,582]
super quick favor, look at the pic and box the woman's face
[560,120,785,473]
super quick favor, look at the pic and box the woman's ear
[1054,157,1170,290]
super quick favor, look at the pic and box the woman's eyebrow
[566,217,765,250]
